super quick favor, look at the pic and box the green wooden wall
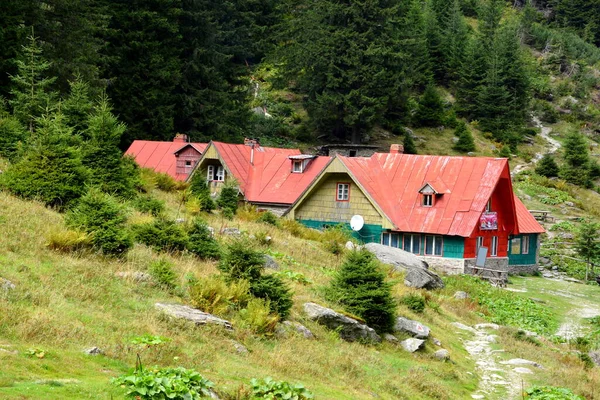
[299,219,383,243]
[508,234,538,265]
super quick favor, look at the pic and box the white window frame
[215,166,225,182]
[207,165,215,181]
[292,160,303,173]
[423,194,433,207]
[337,183,350,201]
[491,236,498,257]
[510,237,521,255]
[185,160,192,167]
[476,236,484,250]
[425,235,443,256]
[522,236,530,255]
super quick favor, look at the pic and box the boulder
[363,243,427,271]
[263,255,280,270]
[432,338,442,346]
[499,358,542,368]
[513,367,533,374]
[155,303,233,330]
[84,347,103,356]
[454,291,469,300]
[451,322,477,333]
[400,338,424,353]
[383,333,399,343]
[434,349,450,360]
[345,241,356,250]
[231,340,248,355]
[282,321,315,339]
[303,303,381,343]
[475,323,500,330]
[404,268,445,290]
[394,317,430,339]
[0,278,15,291]
[222,227,241,236]
[589,351,600,366]
[115,271,153,283]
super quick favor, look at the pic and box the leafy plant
[321,224,353,255]
[149,259,177,290]
[250,377,314,400]
[257,211,278,226]
[274,270,312,285]
[130,334,172,347]
[187,219,220,259]
[132,219,189,253]
[238,298,279,335]
[45,228,91,252]
[189,276,251,315]
[525,386,584,399]
[132,195,165,216]
[25,348,46,359]
[113,366,215,399]
[400,293,426,313]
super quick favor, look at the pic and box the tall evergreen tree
[456,38,487,118]
[443,0,470,84]
[414,85,445,127]
[0,100,27,161]
[561,131,591,187]
[62,75,94,136]
[402,0,433,89]
[453,121,476,152]
[476,54,513,140]
[535,154,559,177]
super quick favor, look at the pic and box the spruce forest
[4,1,600,399]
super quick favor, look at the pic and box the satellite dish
[350,215,365,231]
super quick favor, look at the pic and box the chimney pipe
[390,144,404,154]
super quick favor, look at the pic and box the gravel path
[512,117,561,176]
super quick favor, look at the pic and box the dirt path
[511,117,561,176]
[556,303,600,340]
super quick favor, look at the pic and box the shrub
[217,239,265,282]
[250,275,293,319]
[189,276,251,315]
[112,366,214,400]
[238,298,280,334]
[187,219,220,260]
[403,131,417,155]
[217,182,239,214]
[321,224,353,255]
[45,228,91,252]
[132,195,165,216]
[257,211,279,226]
[149,259,177,290]
[525,386,584,400]
[250,377,314,400]
[254,230,272,246]
[154,172,178,192]
[413,85,445,127]
[0,109,26,161]
[400,293,426,313]
[132,219,188,253]
[326,250,396,332]
[535,154,560,178]
[66,189,132,256]
[453,121,476,153]
[189,174,216,212]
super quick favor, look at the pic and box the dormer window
[185,160,192,167]
[423,194,433,207]
[292,160,303,173]
[207,165,225,182]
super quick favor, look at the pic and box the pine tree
[189,172,215,212]
[62,75,94,136]
[0,100,27,160]
[82,94,138,198]
[456,38,487,118]
[443,0,470,84]
[561,131,591,187]
[9,33,57,132]
[414,85,445,127]
[575,219,600,281]
[535,154,559,178]
[402,0,433,89]
[403,132,418,155]
[476,54,513,140]
[453,121,475,152]
[187,218,220,259]
[326,250,396,333]
[0,112,88,209]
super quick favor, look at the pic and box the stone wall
[255,204,288,217]
[508,264,539,275]
[464,257,509,280]
[420,256,465,275]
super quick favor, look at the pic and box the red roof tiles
[514,195,545,234]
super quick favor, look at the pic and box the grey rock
[400,338,424,353]
[394,317,430,339]
[519,330,539,338]
[454,291,469,300]
[483,335,498,343]
[283,321,315,339]
[499,358,542,368]
[175,218,186,224]
[434,349,450,360]
[345,241,356,250]
[208,226,215,236]
[564,277,583,284]
[303,302,381,343]
[539,257,550,265]
[452,137,460,144]
[523,194,532,201]
[467,152,476,157]
[155,303,233,330]
[115,271,153,283]
[0,278,15,291]
[84,347,103,356]
[452,322,477,333]
[565,201,575,207]
[384,333,399,343]
[222,227,241,236]
[231,340,248,355]
[263,255,280,270]
[558,232,574,240]
[363,243,427,271]
[432,338,442,346]
[404,268,445,290]
[552,266,558,271]
[513,367,533,374]
[475,323,500,330]
[589,351,600,366]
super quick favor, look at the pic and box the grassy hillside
[0,180,599,399]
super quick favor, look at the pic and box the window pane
[382,233,390,246]
[511,238,521,254]
[522,236,529,254]
[425,236,433,255]
[412,235,421,254]
[404,235,411,251]
[491,236,498,256]
[207,165,214,180]
[391,234,399,248]
[435,236,443,256]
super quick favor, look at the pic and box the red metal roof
[125,140,207,181]
[514,195,546,234]
[338,154,512,237]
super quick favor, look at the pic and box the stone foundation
[508,264,539,275]
[419,256,465,275]
[464,257,509,280]
[253,204,288,217]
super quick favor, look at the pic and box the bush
[189,174,215,212]
[238,298,280,334]
[217,239,265,282]
[250,274,293,319]
[413,85,445,127]
[326,250,396,333]
[217,182,239,214]
[132,195,165,216]
[45,228,91,252]
[535,154,560,178]
[525,386,584,400]
[257,211,279,226]
[189,276,251,315]
[149,259,177,290]
[400,293,426,313]
[66,189,132,256]
[154,172,179,192]
[250,377,314,400]
[321,224,353,255]
[112,366,215,400]
[453,121,476,153]
[132,219,188,253]
[187,219,220,259]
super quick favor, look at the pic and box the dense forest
[2,0,600,149]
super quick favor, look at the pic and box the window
[381,233,401,248]
[491,236,498,256]
[349,150,357,157]
[337,183,350,201]
[185,160,192,167]
[510,237,521,254]
[391,234,400,248]
[522,236,530,254]
[207,165,215,181]
[486,199,492,212]
[215,166,225,181]
[425,235,443,256]
[403,234,421,255]
[382,233,390,246]
[476,236,484,250]
[292,160,303,173]
[423,194,433,207]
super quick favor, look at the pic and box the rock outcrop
[394,317,430,339]
[155,303,233,330]
[400,338,424,353]
[303,302,381,343]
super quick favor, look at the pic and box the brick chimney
[173,134,188,143]
[244,138,259,147]
[390,144,404,154]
